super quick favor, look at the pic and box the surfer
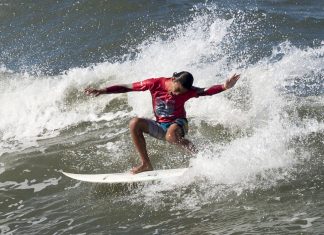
[85,72,240,174]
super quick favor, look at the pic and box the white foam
[0,177,61,193]
[136,40,323,203]
[127,16,234,118]
[185,43,323,192]
[0,64,129,155]
[0,225,16,235]
[0,13,234,155]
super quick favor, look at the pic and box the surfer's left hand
[224,73,240,90]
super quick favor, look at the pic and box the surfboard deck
[62,168,188,183]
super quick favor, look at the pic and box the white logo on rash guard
[155,98,175,118]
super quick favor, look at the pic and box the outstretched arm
[197,73,240,96]
[85,78,155,97]
[84,84,133,97]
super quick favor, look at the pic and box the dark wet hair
[172,71,194,89]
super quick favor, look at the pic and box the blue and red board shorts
[145,118,188,140]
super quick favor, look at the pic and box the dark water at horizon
[0,1,324,234]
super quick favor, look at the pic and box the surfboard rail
[62,168,188,183]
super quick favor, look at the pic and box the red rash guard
[131,77,225,123]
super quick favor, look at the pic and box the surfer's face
[171,81,188,95]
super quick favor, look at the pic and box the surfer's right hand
[84,87,104,97]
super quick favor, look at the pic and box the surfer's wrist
[96,89,104,94]
[222,84,227,90]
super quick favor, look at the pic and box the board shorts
[145,118,189,140]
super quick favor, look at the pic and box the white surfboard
[62,168,188,183]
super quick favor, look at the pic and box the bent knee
[129,117,139,128]
[165,132,179,144]
[129,117,148,133]
[165,125,183,143]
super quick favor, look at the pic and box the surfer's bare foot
[131,163,153,174]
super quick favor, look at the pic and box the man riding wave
[85,71,240,174]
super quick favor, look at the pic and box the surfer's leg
[165,124,197,153]
[129,117,153,174]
